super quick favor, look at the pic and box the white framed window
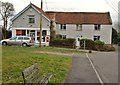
[60,24,66,30]
[76,24,82,31]
[28,15,35,23]
[94,24,101,30]
[93,35,100,41]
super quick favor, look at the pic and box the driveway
[64,47,118,84]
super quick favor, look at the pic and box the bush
[95,45,115,51]
[80,38,95,50]
[50,38,75,48]
[95,40,105,44]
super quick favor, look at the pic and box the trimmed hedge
[80,38,95,50]
[50,38,115,51]
[50,38,75,48]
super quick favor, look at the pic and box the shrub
[80,38,95,50]
[56,34,62,39]
[95,40,105,44]
[95,45,116,51]
[103,46,115,51]
[50,38,75,48]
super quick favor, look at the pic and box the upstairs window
[94,24,101,30]
[61,24,66,30]
[76,24,82,31]
[28,15,35,23]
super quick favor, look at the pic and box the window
[61,35,66,39]
[18,37,23,40]
[42,30,47,36]
[42,36,45,42]
[10,37,17,40]
[94,36,100,41]
[24,37,30,40]
[61,24,66,30]
[16,30,26,36]
[94,24,101,30]
[28,15,35,23]
[76,24,82,31]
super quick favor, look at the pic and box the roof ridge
[46,11,109,14]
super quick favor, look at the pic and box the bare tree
[0,1,14,39]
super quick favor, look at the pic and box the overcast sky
[0,0,120,25]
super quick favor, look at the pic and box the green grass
[34,46,81,53]
[2,46,72,83]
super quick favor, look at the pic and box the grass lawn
[2,46,73,83]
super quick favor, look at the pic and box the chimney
[41,0,43,9]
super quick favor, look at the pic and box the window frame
[28,15,35,24]
[60,24,66,30]
[18,37,24,40]
[24,37,30,40]
[94,24,101,31]
[93,35,100,41]
[76,24,82,31]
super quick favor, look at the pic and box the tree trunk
[50,21,56,41]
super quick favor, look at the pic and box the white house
[11,3,112,46]
[11,3,50,46]
[46,12,112,46]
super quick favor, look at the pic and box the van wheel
[2,42,7,46]
[22,43,27,47]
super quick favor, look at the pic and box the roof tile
[46,12,112,24]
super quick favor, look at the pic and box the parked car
[0,36,34,47]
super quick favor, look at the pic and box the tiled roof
[46,12,112,24]
[31,3,46,16]
[11,3,112,25]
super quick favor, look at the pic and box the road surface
[64,48,118,84]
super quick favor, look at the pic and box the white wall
[55,24,112,44]
[12,7,50,28]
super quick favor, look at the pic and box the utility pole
[39,0,43,47]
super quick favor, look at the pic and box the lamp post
[39,0,43,47]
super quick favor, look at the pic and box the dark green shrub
[56,34,62,39]
[50,38,75,48]
[80,38,95,50]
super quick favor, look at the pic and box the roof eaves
[31,4,50,22]
[11,3,31,22]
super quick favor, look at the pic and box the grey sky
[0,0,120,25]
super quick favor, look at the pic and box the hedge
[80,38,95,50]
[50,38,75,48]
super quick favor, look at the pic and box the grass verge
[2,46,72,83]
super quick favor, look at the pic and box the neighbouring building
[46,12,112,46]
[11,3,112,46]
